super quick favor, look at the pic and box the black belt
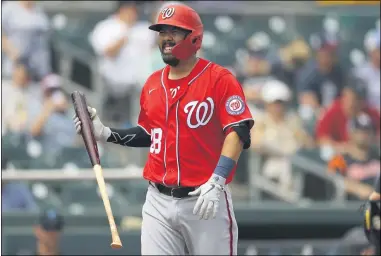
[152,182,196,198]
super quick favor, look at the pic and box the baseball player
[74,3,253,255]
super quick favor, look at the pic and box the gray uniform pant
[141,183,238,255]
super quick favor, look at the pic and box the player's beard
[160,41,180,67]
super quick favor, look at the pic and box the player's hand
[73,106,111,142]
[188,174,226,220]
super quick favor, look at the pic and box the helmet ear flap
[171,34,198,60]
[192,36,201,44]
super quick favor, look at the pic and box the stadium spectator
[327,113,380,199]
[241,39,310,113]
[1,0,51,81]
[327,113,380,200]
[296,31,345,121]
[239,49,278,117]
[28,74,76,154]
[34,209,64,255]
[271,38,311,92]
[2,159,37,212]
[89,1,155,124]
[251,80,314,190]
[316,77,380,157]
[354,29,380,110]
[1,181,37,212]
[2,59,40,134]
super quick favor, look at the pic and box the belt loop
[149,181,156,189]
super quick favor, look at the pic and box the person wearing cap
[241,39,310,109]
[75,3,254,254]
[27,73,76,155]
[34,209,64,255]
[270,38,311,91]
[89,1,155,124]
[317,75,380,155]
[327,112,380,200]
[251,80,315,190]
[296,31,345,118]
[354,29,380,110]
[241,49,279,110]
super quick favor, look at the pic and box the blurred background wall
[1,1,380,255]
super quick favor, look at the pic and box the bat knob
[111,242,123,249]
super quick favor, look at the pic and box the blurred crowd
[1,1,380,213]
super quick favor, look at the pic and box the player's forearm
[212,132,243,183]
[221,131,243,162]
[106,126,151,147]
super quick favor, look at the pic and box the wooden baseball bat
[71,91,123,249]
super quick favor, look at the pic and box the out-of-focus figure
[1,0,51,81]
[251,80,314,191]
[27,74,76,155]
[89,1,155,124]
[2,59,39,135]
[1,181,37,212]
[296,32,345,120]
[2,158,37,212]
[272,38,311,90]
[241,49,277,111]
[33,209,64,255]
[327,113,380,200]
[317,76,380,159]
[241,38,311,115]
[354,29,380,111]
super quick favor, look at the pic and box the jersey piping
[160,69,170,186]
[160,60,212,186]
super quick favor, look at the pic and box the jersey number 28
[150,128,162,154]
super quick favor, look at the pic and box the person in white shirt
[354,29,380,110]
[89,1,155,124]
[2,59,39,134]
[1,0,51,81]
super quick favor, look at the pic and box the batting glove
[188,174,226,220]
[73,106,111,142]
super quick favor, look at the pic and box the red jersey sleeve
[215,72,254,132]
[137,87,151,135]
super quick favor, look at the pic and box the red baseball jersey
[138,58,254,187]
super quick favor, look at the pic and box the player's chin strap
[361,200,380,249]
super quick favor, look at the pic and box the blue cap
[39,209,64,231]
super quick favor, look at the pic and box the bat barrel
[71,91,100,166]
